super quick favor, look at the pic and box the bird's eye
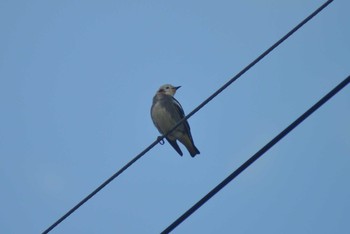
[165,86,170,89]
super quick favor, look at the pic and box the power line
[162,75,350,233]
[42,0,334,233]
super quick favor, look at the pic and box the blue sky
[1,1,349,233]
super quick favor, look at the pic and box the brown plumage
[151,84,200,157]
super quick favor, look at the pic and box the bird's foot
[157,136,165,145]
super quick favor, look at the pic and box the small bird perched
[151,84,200,157]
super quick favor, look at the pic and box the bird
[151,84,200,157]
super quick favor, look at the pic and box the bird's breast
[152,103,177,133]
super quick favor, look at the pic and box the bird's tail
[179,134,200,157]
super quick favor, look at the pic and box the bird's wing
[171,97,194,141]
[166,137,183,156]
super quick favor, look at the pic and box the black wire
[167,0,334,131]
[42,140,160,234]
[42,0,334,233]
[161,75,350,233]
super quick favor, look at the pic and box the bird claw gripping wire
[157,136,165,145]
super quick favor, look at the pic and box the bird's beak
[175,86,181,90]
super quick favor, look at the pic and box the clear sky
[1,1,349,233]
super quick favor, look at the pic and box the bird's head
[157,84,181,96]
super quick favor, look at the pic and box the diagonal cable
[161,75,350,233]
[42,0,333,233]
